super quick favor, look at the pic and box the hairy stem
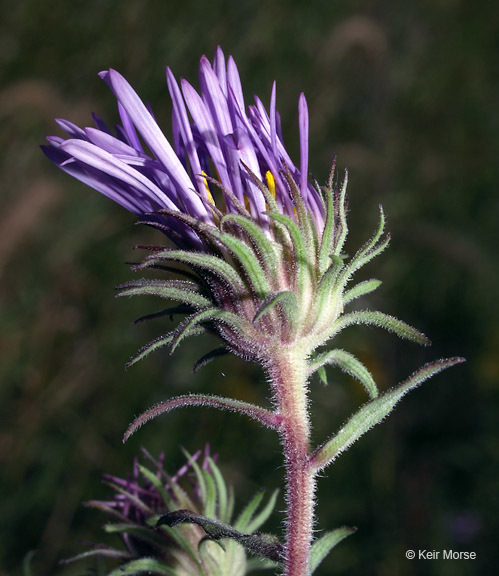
[268,347,316,576]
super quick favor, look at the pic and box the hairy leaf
[244,490,279,534]
[309,527,357,574]
[193,347,229,373]
[125,326,205,369]
[107,558,177,576]
[117,279,212,310]
[124,394,280,442]
[252,291,299,326]
[343,279,382,306]
[221,213,279,274]
[309,349,378,399]
[332,310,431,346]
[310,357,465,471]
[157,510,283,562]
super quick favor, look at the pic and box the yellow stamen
[244,195,251,212]
[266,170,276,200]
[201,171,216,206]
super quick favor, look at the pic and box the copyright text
[405,549,476,560]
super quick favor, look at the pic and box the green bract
[64,448,278,576]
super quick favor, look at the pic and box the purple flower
[65,446,278,575]
[43,47,324,249]
[44,48,429,374]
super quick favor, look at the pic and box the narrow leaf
[221,213,279,274]
[317,366,328,386]
[332,170,348,256]
[318,185,335,274]
[207,457,229,523]
[234,491,264,532]
[124,394,280,442]
[214,231,272,297]
[193,347,229,373]
[169,308,244,353]
[245,557,280,572]
[343,279,382,306]
[331,310,431,346]
[107,558,177,576]
[267,211,309,294]
[157,510,284,562]
[60,547,132,564]
[134,305,193,324]
[310,357,465,471]
[117,281,212,310]
[125,326,205,369]
[309,349,378,399]
[139,249,245,291]
[309,527,357,574]
[245,490,279,533]
[253,291,298,324]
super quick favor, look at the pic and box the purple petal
[212,46,227,97]
[100,69,208,220]
[60,139,180,212]
[166,67,205,197]
[55,118,87,139]
[298,93,309,199]
[118,101,144,152]
[270,82,278,160]
[84,127,140,156]
[180,78,232,193]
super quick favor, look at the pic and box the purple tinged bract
[43,47,325,248]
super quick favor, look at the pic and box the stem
[268,347,316,576]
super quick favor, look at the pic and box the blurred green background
[1,1,497,575]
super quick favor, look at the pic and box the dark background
[1,1,497,575]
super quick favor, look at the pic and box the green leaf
[22,550,37,576]
[182,449,208,513]
[332,170,349,257]
[234,491,264,532]
[125,326,205,369]
[267,211,308,293]
[317,365,328,386]
[207,456,229,523]
[318,185,335,274]
[309,527,357,574]
[169,308,244,353]
[138,465,176,511]
[60,547,132,564]
[309,349,378,399]
[343,279,382,306]
[214,231,272,297]
[252,291,299,326]
[332,310,431,346]
[107,558,177,576]
[123,394,280,442]
[203,469,217,519]
[281,166,314,249]
[117,279,212,310]
[102,482,153,515]
[103,522,166,547]
[245,490,279,534]
[246,557,280,572]
[157,510,283,562]
[221,213,279,275]
[139,249,245,291]
[310,357,465,471]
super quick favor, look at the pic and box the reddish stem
[268,348,316,576]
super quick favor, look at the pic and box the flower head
[66,447,278,575]
[44,47,429,383]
